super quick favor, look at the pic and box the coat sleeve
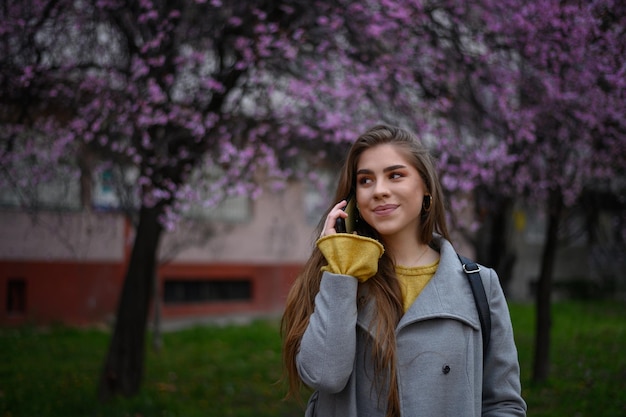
[481,267,528,417]
[296,271,358,393]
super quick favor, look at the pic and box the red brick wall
[158,263,302,319]
[0,261,125,325]
[0,260,301,326]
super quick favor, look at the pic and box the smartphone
[335,196,357,233]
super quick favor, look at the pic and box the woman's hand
[320,200,348,238]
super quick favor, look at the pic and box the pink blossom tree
[0,0,372,399]
[2,0,624,397]
[431,0,626,381]
[2,0,448,399]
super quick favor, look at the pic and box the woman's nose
[373,179,390,198]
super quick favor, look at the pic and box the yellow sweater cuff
[316,234,384,282]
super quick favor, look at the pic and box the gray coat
[297,236,527,417]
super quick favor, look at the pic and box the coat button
[442,365,451,374]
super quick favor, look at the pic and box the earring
[422,195,432,212]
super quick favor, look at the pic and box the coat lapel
[397,237,480,332]
[356,236,481,337]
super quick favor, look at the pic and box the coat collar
[357,236,481,337]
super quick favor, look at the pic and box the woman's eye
[390,172,403,179]
[358,177,372,185]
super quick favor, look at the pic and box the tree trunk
[98,204,163,401]
[475,192,516,293]
[489,196,516,291]
[152,269,163,352]
[532,188,563,382]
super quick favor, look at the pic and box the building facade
[2,177,623,327]
[0,181,317,326]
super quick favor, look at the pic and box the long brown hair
[281,125,450,416]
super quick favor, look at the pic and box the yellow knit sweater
[396,261,439,312]
[316,234,438,312]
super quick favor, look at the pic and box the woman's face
[355,144,428,242]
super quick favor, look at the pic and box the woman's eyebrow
[383,164,407,173]
[357,164,407,175]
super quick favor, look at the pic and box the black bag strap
[458,254,491,356]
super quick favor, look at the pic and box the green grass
[1,301,625,417]
[512,301,626,417]
[0,321,300,417]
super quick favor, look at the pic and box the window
[163,279,252,304]
[92,166,140,210]
[0,167,81,210]
[0,136,81,210]
[185,195,251,223]
[92,168,119,209]
[7,279,26,314]
[182,163,252,223]
[304,169,337,225]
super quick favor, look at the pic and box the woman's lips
[373,204,398,216]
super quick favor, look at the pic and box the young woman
[281,124,526,417]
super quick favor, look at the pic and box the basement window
[7,279,26,314]
[163,279,252,304]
